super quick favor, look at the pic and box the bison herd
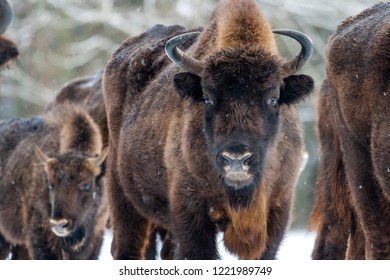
[0,0,389,260]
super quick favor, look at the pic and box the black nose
[220,152,253,172]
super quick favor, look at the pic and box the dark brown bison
[308,79,361,259]
[0,117,44,259]
[45,71,108,147]
[44,71,164,259]
[0,104,108,259]
[0,0,18,68]
[103,0,314,260]
[323,2,390,259]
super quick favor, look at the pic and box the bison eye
[268,96,279,107]
[79,183,91,192]
[203,95,214,105]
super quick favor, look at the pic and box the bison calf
[0,104,108,259]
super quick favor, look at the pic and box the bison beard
[104,0,314,260]
[224,182,256,209]
[221,163,263,209]
[59,226,86,253]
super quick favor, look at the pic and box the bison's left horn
[35,146,52,164]
[165,32,203,76]
[273,29,314,75]
[90,148,108,168]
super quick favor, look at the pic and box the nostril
[61,220,69,229]
[220,155,231,171]
[242,154,253,166]
[221,154,231,166]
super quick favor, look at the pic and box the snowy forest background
[0,0,380,258]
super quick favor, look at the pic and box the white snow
[99,229,316,260]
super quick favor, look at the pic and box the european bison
[103,0,314,259]
[0,0,18,68]
[323,2,390,259]
[44,71,162,259]
[0,117,44,259]
[308,79,355,259]
[0,104,108,259]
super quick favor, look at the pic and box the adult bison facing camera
[103,0,314,260]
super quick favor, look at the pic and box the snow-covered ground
[99,229,316,260]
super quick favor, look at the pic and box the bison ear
[173,72,203,102]
[279,74,314,105]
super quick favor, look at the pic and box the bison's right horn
[272,29,314,76]
[165,32,203,76]
[35,146,55,164]
[0,0,13,35]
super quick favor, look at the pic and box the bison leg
[346,214,365,259]
[0,238,30,260]
[107,170,151,260]
[371,119,390,201]
[0,233,11,259]
[339,133,390,259]
[311,218,348,260]
[144,227,158,260]
[171,193,218,259]
[310,143,350,259]
[160,230,176,260]
[10,245,30,260]
[86,228,106,260]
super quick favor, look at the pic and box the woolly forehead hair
[215,0,277,54]
[45,105,102,156]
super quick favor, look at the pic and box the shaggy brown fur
[215,0,277,53]
[104,0,314,260]
[308,79,357,259]
[45,71,108,146]
[45,71,161,259]
[0,104,108,259]
[0,0,18,69]
[325,2,390,259]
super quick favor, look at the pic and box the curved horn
[35,146,55,165]
[90,148,108,168]
[272,29,314,75]
[0,0,13,35]
[165,32,203,76]
[86,148,108,176]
